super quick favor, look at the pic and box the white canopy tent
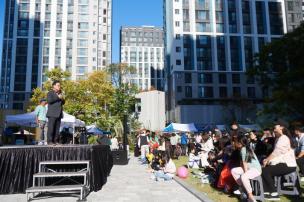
[5,112,85,144]
[5,112,85,127]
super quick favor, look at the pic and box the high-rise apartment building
[120,26,164,91]
[284,0,303,32]
[164,0,289,124]
[0,0,112,110]
[302,0,304,20]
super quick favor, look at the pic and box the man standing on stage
[35,98,47,145]
[46,80,65,145]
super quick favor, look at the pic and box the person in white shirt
[188,148,200,168]
[199,132,214,167]
[110,135,119,150]
[262,120,297,200]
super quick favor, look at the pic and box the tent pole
[73,124,75,144]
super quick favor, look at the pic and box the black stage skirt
[0,145,113,194]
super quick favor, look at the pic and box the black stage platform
[0,145,113,194]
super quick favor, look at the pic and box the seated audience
[188,148,201,169]
[249,131,267,161]
[261,120,297,201]
[151,151,162,171]
[231,135,261,202]
[153,152,176,181]
[199,132,214,167]
[294,126,304,180]
[261,128,275,156]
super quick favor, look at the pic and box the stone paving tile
[1,156,201,202]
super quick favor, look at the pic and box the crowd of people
[134,120,304,201]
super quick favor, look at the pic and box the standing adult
[138,130,149,164]
[46,80,65,145]
[170,133,180,158]
[180,132,188,156]
[34,98,47,145]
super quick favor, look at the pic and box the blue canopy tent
[194,124,218,132]
[163,123,198,133]
[86,125,111,135]
[87,126,104,135]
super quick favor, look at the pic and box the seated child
[188,148,201,169]
[205,150,218,173]
[153,152,176,181]
[151,151,162,171]
[204,150,219,185]
[146,151,154,165]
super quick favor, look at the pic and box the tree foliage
[248,23,304,120]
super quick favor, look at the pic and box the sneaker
[301,177,304,182]
[233,189,241,195]
[37,141,43,146]
[266,193,280,201]
[201,178,209,184]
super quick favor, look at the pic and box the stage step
[26,185,87,201]
[40,160,90,165]
[26,184,84,192]
[34,171,88,178]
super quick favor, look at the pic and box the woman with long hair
[231,134,261,202]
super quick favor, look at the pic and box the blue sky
[112,0,163,62]
[0,0,163,64]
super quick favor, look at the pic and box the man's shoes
[265,192,280,201]
[300,177,304,182]
[233,189,241,195]
[37,141,43,146]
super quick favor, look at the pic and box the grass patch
[173,156,303,202]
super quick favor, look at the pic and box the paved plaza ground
[1,156,201,202]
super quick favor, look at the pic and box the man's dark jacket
[46,90,64,118]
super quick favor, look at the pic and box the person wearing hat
[261,120,297,201]
[35,98,47,145]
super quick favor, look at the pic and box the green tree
[106,63,140,133]
[29,69,115,129]
[29,66,141,135]
[248,23,304,120]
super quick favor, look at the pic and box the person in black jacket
[46,80,65,145]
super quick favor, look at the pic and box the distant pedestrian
[46,80,65,145]
[138,130,150,164]
[180,132,188,156]
[35,98,47,145]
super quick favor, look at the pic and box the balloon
[177,166,188,179]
